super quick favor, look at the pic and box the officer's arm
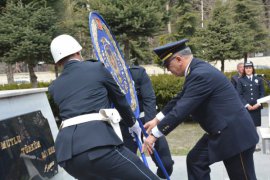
[157,73,212,136]
[140,69,157,121]
[161,90,184,116]
[236,79,248,106]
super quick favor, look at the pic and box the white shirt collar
[69,59,81,61]
[247,75,253,79]
[184,59,192,77]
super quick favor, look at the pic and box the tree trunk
[5,63,14,84]
[28,63,38,88]
[262,0,270,29]
[54,65,59,78]
[244,53,248,63]
[220,59,225,72]
[123,39,130,65]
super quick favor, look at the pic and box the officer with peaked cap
[142,39,258,179]
[121,65,174,178]
[237,61,265,151]
[49,34,159,179]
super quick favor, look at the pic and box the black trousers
[186,135,257,180]
[122,124,174,179]
[64,146,159,180]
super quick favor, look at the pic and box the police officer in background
[49,34,159,180]
[142,39,259,180]
[121,65,174,179]
[231,62,244,88]
[237,61,265,151]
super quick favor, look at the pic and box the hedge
[150,74,185,110]
[1,69,270,118]
[151,70,270,110]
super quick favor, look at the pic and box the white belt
[60,109,123,141]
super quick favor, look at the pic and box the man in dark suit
[49,34,159,180]
[231,62,244,88]
[142,39,258,180]
[121,65,174,178]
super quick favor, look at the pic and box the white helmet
[50,34,82,63]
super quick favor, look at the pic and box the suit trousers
[187,134,257,180]
[63,145,159,180]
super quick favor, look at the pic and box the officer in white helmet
[49,34,159,179]
[50,34,83,65]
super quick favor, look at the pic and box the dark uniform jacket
[129,66,156,122]
[120,66,156,142]
[237,75,265,126]
[48,60,136,163]
[231,74,241,88]
[157,58,259,163]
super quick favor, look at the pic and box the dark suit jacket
[157,58,258,163]
[120,66,156,141]
[231,74,241,88]
[49,60,136,163]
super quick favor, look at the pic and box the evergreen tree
[232,0,269,61]
[56,0,93,59]
[174,0,198,40]
[262,0,270,29]
[88,0,166,64]
[0,1,57,86]
[0,0,7,9]
[154,0,199,66]
[194,0,242,72]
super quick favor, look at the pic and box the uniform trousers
[121,120,174,178]
[186,134,257,180]
[248,101,262,127]
[63,145,159,180]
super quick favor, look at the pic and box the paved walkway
[147,152,270,180]
[147,108,270,180]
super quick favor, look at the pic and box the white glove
[129,121,142,142]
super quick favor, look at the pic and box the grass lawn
[166,122,205,156]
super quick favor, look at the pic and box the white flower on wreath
[255,79,258,84]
